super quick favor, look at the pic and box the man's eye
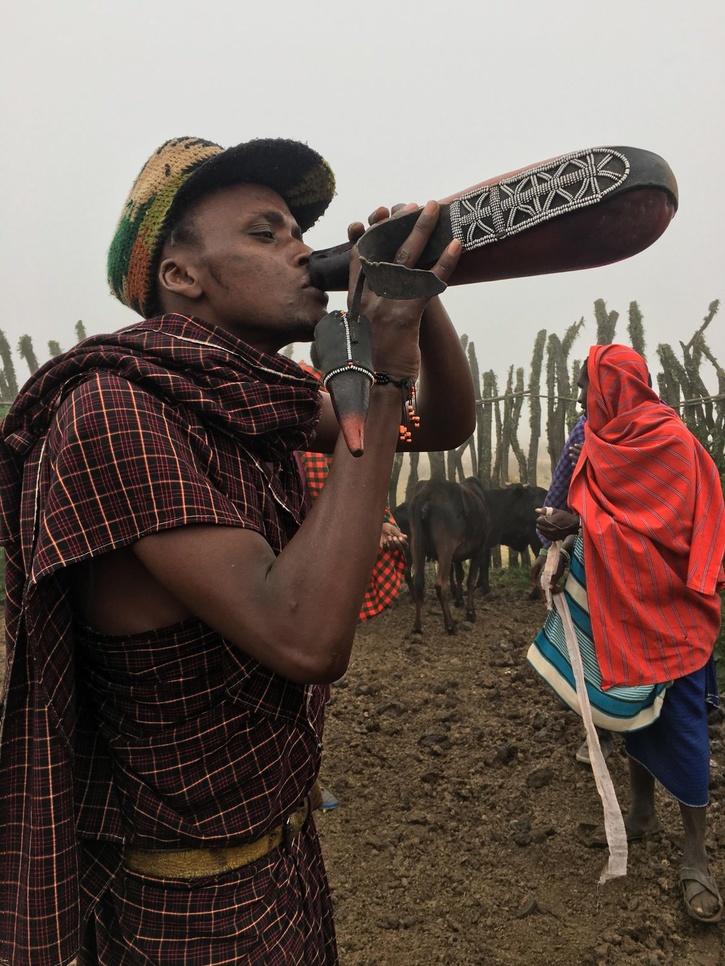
[251,229,275,240]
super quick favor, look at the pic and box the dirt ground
[316,571,725,966]
[0,575,722,964]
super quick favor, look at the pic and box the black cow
[465,480,547,594]
[409,479,490,634]
[394,497,458,604]
[396,495,473,604]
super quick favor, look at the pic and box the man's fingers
[347,221,366,244]
[347,243,363,304]
[368,206,390,226]
[393,200,440,267]
[569,443,583,466]
[430,239,462,284]
[391,202,418,218]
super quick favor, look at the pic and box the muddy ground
[316,570,725,965]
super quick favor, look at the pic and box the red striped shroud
[569,344,725,689]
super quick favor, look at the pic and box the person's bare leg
[625,758,661,836]
[679,804,721,920]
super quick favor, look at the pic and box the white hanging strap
[540,511,628,883]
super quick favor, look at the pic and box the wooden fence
[387,297,724,508]
[0,303,722,506]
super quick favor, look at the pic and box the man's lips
[304,281,329,305]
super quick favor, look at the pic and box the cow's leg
[404,553,414,602]
[452,561,465,607]
[413,592,424,634]
[478,545,491,596]
[434,542,457,634]
[410,518,427,635]
[527,541,542,600]
[465,555,480,623]
[412,563,424,634]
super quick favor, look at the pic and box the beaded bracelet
[374,372,419,442]
[322,362,374,388]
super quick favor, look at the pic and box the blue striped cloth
[529,535,719,806]
[528,536,670,731]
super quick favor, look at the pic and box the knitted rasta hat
[107,136,336,317]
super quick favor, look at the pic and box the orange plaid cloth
[300,450,405,621]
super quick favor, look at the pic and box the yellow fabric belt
[123,782,322,880]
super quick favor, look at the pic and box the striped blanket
[528,535,670,732]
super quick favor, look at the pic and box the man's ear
[157,256,204,301]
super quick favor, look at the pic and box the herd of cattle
[393,482,547,634]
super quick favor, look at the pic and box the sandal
[679,866,723,924]
[576,820,662,849]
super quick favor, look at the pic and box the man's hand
[311,203,473,454]
[380,520,407,552]
[535,508,580,541]
[345,202,461,381]
[569,442,583,467]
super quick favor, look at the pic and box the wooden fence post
[479,370,495,488]
[500,366,514,484]
[527,329,546,487]
[491,372,504,486]
[0,330,18,398]
[510,366,528,483]
[628,301,646,359]
[546,334,564,476]
[594,298,618,344]
[18,335,39,375]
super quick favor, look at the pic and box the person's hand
[380,521,407,552]
[535,508,580,541]
[569,442,583,467]
[549,551,569,594]
[345,202,461,381]
[530,553,546,587]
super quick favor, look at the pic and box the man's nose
[293,241,312,267]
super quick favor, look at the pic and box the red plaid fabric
[0,315,337,965]
[299,451,405,622]
[358,525,406,621]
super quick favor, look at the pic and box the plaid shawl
[569,344,725,688]
[0,314,323,966]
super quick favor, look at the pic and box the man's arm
[134,204,463,685]
[537,414,586,546]
[403,296,476,451]
[133,384,404,684]
[531,415,585,584]
[309,203,474,455]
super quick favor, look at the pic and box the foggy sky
[3,0,723,383]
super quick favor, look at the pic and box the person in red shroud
[537,343,725,924]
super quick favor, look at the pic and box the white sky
[2,0,723,382]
